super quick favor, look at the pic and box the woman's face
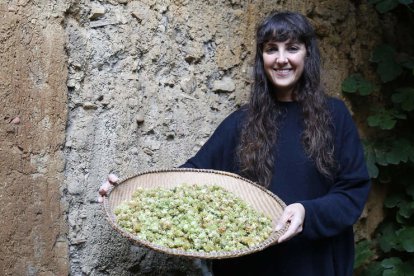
[262,39,307,101]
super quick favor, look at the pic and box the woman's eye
[288,46,299,52]
[265,47,278,53]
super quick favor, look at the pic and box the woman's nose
[276,54,288,64]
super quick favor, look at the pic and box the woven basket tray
[103,168,287,259]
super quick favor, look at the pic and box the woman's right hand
[275,203,305,243]
[97,173,119,203]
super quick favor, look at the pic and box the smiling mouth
[273,68,292,77]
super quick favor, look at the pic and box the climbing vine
[342,1,414,274]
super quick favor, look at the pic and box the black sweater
[181,98,371,276]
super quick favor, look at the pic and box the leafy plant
[342,74,375,96]
[342,1,414,275]
[368,0,414,14]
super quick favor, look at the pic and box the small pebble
[136,114,145,124]
[83,102,97,110]
[10,116,20,124]
[89,7,105,20]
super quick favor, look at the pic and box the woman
[180,11,371,275]
[100,11,370,276]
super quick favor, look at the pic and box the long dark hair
[237,11,336,187]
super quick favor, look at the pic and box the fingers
[97,195,105,203]
[99,180,112,195]
[275,209,291,232]
[108,173,119,184]
[278,215,303,243]
[97,174,119,203]
[97,180,111,203]
[275,203,305,243]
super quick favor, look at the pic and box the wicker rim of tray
[103,168,288,259]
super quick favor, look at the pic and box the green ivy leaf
[396,227,414,252]
[362,262,384,276]
[381,257,403,269]
[375,147,389,166]
[372,140,414,166]
[374,0,400,13]
[383,266,402,276]
[364,143,379,178]
[342,74,374,95]
[358,83,374,96]
[379,224,400,252]
[392,87,414,111]
[396,212,407,224]
[367,158,379,178]
[371,45,403,82]
[383,268,399,276]
[393,113,407,120]
[342,75,358,93]
[399,0,413,4]
[386,139,412,164]
[371,44,393,63]
[367,111,397,130]
[367,108,407,130]
[384,193,404,208]
[378,60,404,83]
[382,258,414,276]
[355,240,375,268]
[398,201,414,219]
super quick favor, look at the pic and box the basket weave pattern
[103,168,287,259]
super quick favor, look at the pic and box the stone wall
[0,1,69,275]
[0,0,382,275]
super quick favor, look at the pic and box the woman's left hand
[275,203,305,243]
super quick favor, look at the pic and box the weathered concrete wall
[0,1,69,275]
[0,0,383,275]
[63,1,383,275]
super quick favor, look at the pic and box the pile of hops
[114,184,273,252]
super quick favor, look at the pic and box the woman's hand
[97,174,119,203]
[275,203,305,243]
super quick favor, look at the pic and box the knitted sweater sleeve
[299,100,371,240]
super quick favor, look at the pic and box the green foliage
[397,227,414,252]
[371,45,403,82]
[364,142,380,178]
[355,240,376,268]
[342,74,375,95]
[368,0,413,13]
[381,257,414,275]
[385,139,413,164]
[378,223,400,253]
[345,1,414,274]
[392,88,414,111]
[363,139,413,173]
[366,109,402,130]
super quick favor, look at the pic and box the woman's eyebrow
[263,42,277,47]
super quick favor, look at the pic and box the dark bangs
[257,12,314,49]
